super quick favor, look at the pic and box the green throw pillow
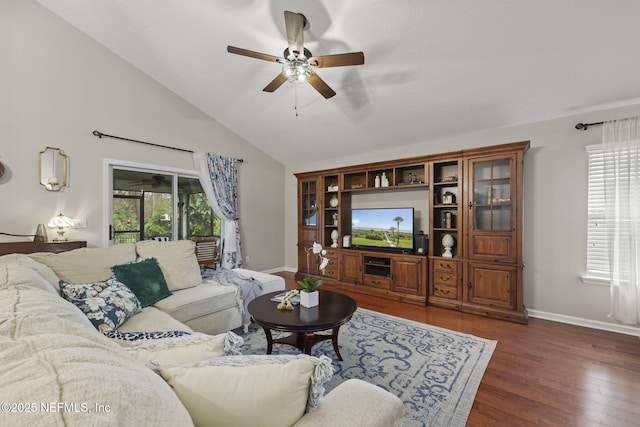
[112,258,172,307]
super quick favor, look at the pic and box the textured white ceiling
[36,0,640,165]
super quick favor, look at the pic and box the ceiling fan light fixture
[282,61,312,83]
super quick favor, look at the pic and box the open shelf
[342,162,428,192]
[364,255,391,277]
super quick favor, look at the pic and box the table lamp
[48,212,74,241]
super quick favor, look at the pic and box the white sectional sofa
[28,240,285,335]
[0,241,404,427]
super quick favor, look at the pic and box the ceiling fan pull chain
[295,83,299,117]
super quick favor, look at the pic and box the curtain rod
[92,130,244,162]
[574,121,604,131]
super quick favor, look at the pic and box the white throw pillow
[110,330,244,365]
[158,354,333,427]
[135,240,201,291]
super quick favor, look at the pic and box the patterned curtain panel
[193,152,243,269]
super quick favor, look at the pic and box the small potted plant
[442,191,455,204]
[297,242,329,308]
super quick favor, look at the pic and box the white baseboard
[528,309,640,337]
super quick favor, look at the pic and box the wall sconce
[47,212,74,241]
[39,147,68,191]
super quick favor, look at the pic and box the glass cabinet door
[301,180,317,226]
[472,158,512,231]
[467,154,517,262]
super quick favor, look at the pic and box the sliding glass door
[108,164,218,245]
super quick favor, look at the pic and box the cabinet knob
[468,281,473,289]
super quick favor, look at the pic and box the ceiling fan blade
[284,11,304,55]
[309,52,365,68]
[307,72,336,99]
[227,46,282,63]
[263,73,288,93]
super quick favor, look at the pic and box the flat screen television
[351,207,414,251]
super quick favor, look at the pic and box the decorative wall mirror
[39,147,68,191]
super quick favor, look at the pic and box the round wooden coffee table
[248,290,357,360]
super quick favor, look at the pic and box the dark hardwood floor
[274,271,640,426]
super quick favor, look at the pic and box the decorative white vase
[442,233,454,258]
[300,290,319,308]
[331,229,339,247]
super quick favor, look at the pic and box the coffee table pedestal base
[261,326,345,361]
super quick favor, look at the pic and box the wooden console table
[0,240,87,256]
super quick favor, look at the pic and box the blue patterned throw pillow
[59,277,142,332]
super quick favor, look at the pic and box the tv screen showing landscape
[351,207,414,250]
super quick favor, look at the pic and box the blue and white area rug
[241,308,496,427]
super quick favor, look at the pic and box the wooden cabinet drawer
[433,259,459,273]
[322,249,339,279]
[324,249,338,259]
[363,274,391,290]
[433,283,458,299]
[325,258,338,271]
[324,267,338,278]
[433,271,457,286]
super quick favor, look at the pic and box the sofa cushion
[119,306,194,333]
[0,278,193,426]
[158,354,333,427]
[152,282,238,323]
[136,240,202,291]
[30,243,137,284]
[291,379,405,427]
[59,277,142,332]
[109,330,243,365]
[111,257,172,307]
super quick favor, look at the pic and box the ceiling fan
[126,174,172,190]
[227,11,365,99]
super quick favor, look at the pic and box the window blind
[586,144,611,279]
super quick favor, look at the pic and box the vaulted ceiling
[36,0,640,165]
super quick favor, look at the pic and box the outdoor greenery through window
[112,169,219,244]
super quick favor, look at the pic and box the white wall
[0,0,285,272]
[285,104,640,334]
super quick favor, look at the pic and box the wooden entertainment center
[295,140,529,323]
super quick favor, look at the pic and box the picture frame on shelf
[442,191,455,204]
